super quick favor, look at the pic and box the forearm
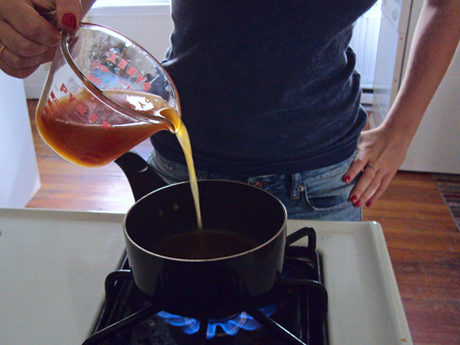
[383,0,460,141]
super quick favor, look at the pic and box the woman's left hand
[342,124,410,208]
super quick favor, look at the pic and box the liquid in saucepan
[149,229,259,259]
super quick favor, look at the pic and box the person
[1,0,459,221]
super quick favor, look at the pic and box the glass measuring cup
[36,23,181,167]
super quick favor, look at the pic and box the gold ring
[0,43,5,64]
[366,164,377,173]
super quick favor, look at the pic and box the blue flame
[157,305,278,338]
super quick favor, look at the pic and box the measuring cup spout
[157,107,182,134]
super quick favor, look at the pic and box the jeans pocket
[301,156,355,213]
[303,184,354,212]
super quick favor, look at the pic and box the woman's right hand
[0,0,88,78]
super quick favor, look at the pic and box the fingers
[55,0,84,33]
[0,20,58,78]
[351,164,380,207]
[343,154,367,183]
[0,0,84,78]
[0,1,59,78]
[366,176,392,207]
[343,148,381,207]
[346,163,396,208]
[0,17,55,53]
[0,60,41,79]
[3,4,61,47]
[0,38,56,78]
[0,38,57,78]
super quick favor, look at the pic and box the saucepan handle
[115,151,168,201]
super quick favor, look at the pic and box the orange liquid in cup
[36,90,180,167]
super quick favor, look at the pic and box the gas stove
[0,208,413,345]
[84,228,327,345]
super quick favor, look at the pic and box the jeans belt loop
[290,173,302,200]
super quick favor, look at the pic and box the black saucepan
[123,179,287,318]
[114,152,309,318]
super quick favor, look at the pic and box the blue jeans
[148,151,361,221]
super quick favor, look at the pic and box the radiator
[350,3,382,90]
[86,4,174,61]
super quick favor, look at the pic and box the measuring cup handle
[115,151,168,201]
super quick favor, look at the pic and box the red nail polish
[343,175,351,183]
[350,195,358,204]
[366,201,372,208]
[62,13,76,30]
[355,201,362,208]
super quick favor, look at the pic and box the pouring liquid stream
[166,112,206,254]
[173,118,203,231]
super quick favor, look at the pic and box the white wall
[0,72,40,207]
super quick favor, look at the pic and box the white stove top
[0,208,412,345]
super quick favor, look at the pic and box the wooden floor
[26,100,460,345]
